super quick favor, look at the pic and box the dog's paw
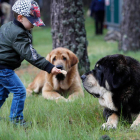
[26,89,33,96]
[130,121,140,130]
[101,122,117,130]
[55,97,68,103]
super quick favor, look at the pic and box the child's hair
[13,11,19,19]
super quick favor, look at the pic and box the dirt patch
[15,64,40,77]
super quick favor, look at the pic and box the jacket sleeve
[12,31,54,73]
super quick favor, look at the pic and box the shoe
[11,119,32,128]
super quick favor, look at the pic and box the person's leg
[0,85,10,108]
[99,11,105,34]
[97,20,103,35]
[0,70,10,108]
[100,21,103,34]
[95,20,99,35]
[94,11,100,35]
[1,69,26,121]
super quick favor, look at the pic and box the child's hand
[51,67,61,75]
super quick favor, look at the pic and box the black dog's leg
[103,107,132,124]
[102,108,119,129]
[103,108,118,122]
[121,108,132,124]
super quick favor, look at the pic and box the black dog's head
[81,54,131,97]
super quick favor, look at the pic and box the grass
[1,15,140,140]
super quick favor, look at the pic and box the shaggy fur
[27,47,84,102]
[81,54,140,129]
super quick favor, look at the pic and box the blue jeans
[0,69,26,121]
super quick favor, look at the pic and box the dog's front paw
[55,97,68,103]
[101,122,117,130]
[26,89,33,96]
[130,121,140,130]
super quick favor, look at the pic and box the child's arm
[12,32,59,74]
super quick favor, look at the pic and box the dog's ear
[112,64,131,89]
[46,54,51,62]
[67,51,78,67]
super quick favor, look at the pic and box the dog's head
[81,71,101,98]
[46,47,78,81]
[81,54,131,98]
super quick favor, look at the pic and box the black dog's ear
[112,64,131,89]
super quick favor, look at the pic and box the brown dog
[27,47,84,101]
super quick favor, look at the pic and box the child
[0,0,61,125]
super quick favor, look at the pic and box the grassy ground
[0,16,140,140]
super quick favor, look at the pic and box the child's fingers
[54,67,67,75]
[56,68,61,72]
[54,68,61,73]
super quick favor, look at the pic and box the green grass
[1,16,140,140]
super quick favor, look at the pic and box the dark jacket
[0,19,54,73]
[90,0,105,16]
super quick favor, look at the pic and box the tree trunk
[42,0,51,27]
[119,0,140,51]
[51,0,90,75]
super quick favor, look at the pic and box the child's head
[12,0,45,30]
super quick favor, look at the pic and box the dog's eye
[53,57,56,61]
[96,64,99,68]
[63,57,67,61]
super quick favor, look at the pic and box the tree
[42,0,51,27]
[119,0,140,51]
[51,0,90,75]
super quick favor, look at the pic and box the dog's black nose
[81,74,86,81]
[56,65,63,70]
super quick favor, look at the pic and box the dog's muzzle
[56,64,65,81]
[81,74,100,98]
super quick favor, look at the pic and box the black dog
[81,54,140,129]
